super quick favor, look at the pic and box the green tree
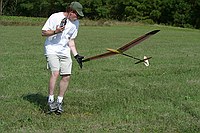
[189,0,200,28]
[1,0,200,29]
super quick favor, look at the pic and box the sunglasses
[72,10,78,16]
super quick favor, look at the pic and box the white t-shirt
[42,12,79,57]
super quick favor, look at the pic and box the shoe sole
[46,109,63,114]
[56,109,63,114]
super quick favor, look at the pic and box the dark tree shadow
[22,93,48,113]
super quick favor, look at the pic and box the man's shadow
[22,93,48,113]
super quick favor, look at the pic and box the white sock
[57,96,63,103]
[48,95,54,103]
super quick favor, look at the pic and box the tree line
[1,0,200,29]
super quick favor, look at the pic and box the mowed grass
[0,24,200,132]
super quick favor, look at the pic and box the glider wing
[82,30,160,62]
[82,51,117,62]
[117,30,160,52]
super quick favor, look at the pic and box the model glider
[82,30,160,65]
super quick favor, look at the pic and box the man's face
[68,11,78,21]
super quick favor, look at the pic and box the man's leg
[56,75,70,114]
[59,74,70,97]
[46,55,60,112]
[48,71,60,97]
[47,71,60,112]
[56,56,72,114]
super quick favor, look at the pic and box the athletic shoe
[56,102,64,114]
[48,101,58,112]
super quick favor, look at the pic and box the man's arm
[69,39,84,68]
[42,30,56,37]
[42,26,65,37]
[68,39,78,56]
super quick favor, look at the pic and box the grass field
[0,23,200,132]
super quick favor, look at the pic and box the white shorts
[46,54,72,75]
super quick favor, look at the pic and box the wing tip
[147,30,160,35]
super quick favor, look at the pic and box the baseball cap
[70,2,84,17]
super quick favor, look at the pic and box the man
[42,1,84,114]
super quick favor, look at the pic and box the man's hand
[74,54,84,69]
[55,25,65,33]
